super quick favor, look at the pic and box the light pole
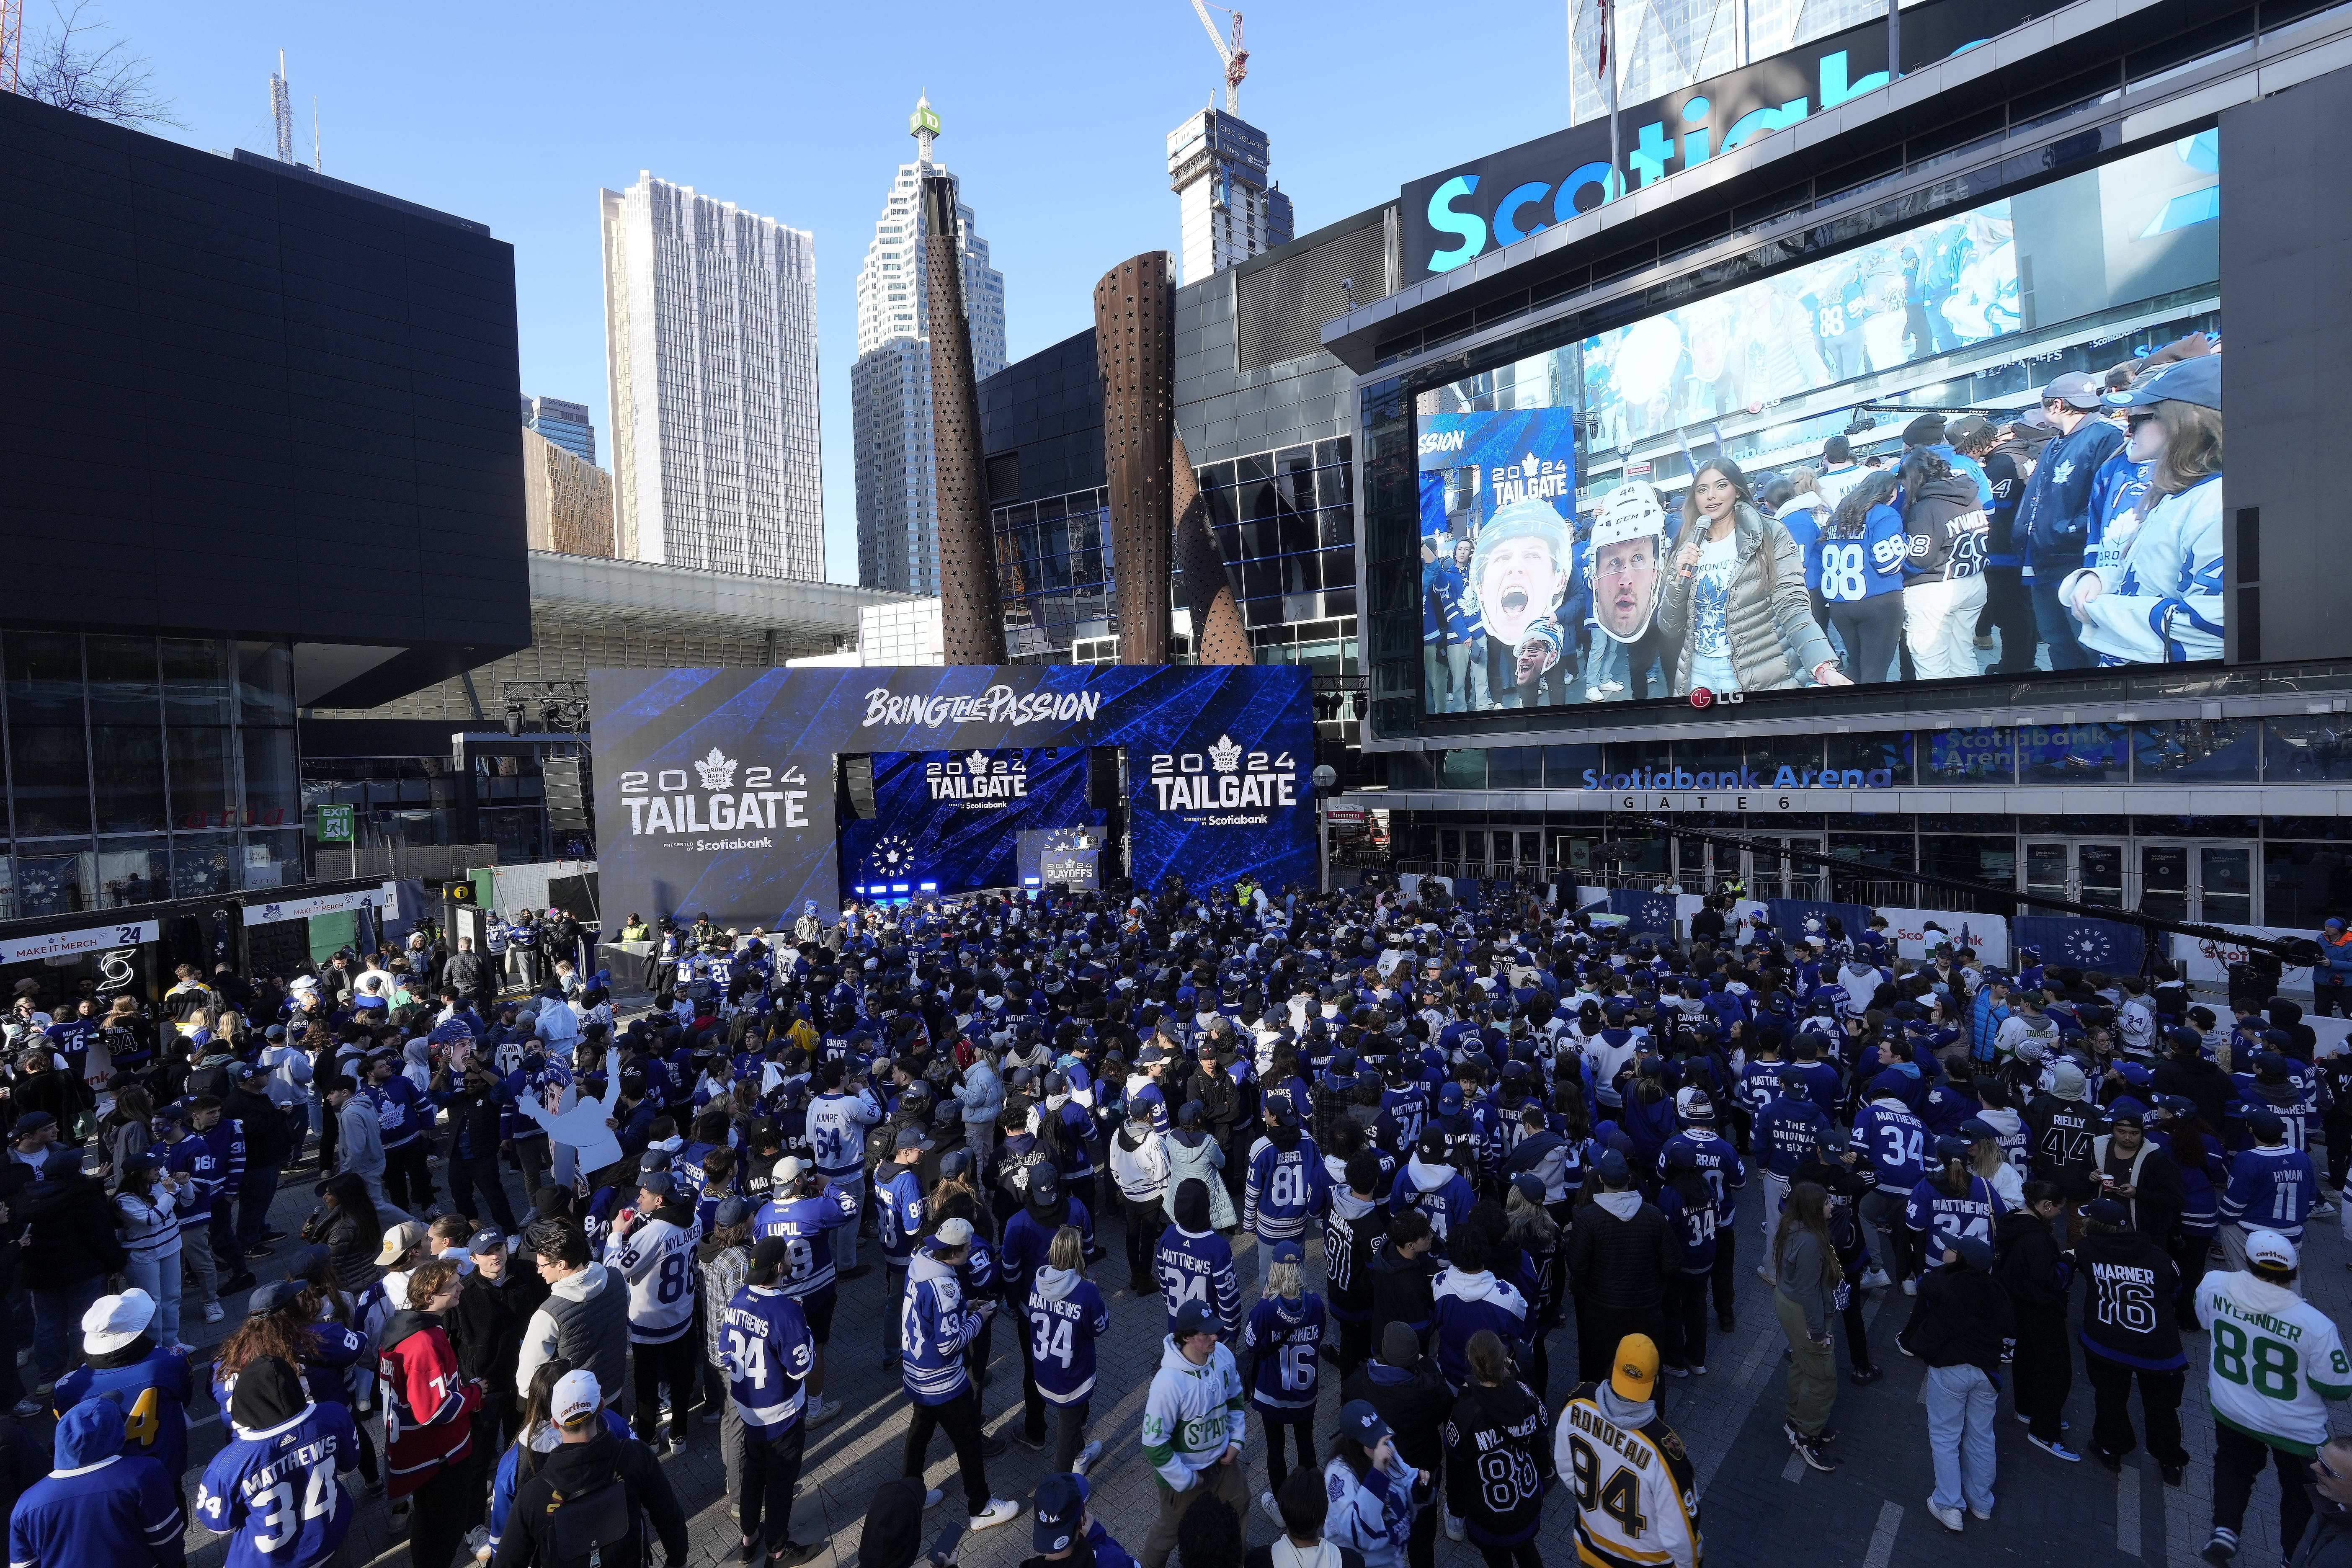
[1313,763,1338,893]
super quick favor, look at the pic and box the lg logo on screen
[1689,688,1744,709]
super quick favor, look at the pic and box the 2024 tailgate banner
[591,664,1314,927]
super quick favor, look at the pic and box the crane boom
[1186,0,1249,114]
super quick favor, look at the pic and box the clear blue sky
[83,0,1571,582]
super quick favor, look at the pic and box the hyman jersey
[196,1401,360,1568]
[1555,1385,1701,1568]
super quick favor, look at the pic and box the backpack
[541,1479,639,1568]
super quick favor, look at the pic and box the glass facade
[0,635,299,918]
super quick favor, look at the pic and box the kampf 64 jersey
[1554,1383,1701,1568]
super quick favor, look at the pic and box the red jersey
[377,1311,478,1498]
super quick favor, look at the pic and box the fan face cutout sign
[592,665,1315,925]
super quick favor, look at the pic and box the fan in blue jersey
[1854,1072,1932,1289]
[1153,1178,1242,1340]
[876,1127,931,1373]
[51,1290,193,1504]
[1243,1238,1328,1508]
[750,1154,859,1423]
[1905,1136,2008,1258]
[723,1238,820,1562]
[194,1356,358,1568]
[1242,1094,1328,1247]
[1390,1131,1476,1251]
[12,1396,186,1568]
[1020,1224,1111,1474]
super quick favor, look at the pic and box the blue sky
[81,0,1571,581]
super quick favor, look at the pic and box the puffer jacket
[1657,501,1837,692]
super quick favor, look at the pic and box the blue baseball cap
[2106,353,2220,412]
[1032,1473,1088,1553]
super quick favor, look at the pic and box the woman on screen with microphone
[1657,457,1853,697]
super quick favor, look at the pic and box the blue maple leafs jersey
[53,1346,194,1483]
[196,1402,360,1568]
[721,1286,817,1433]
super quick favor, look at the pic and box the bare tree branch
[15,1,178,129]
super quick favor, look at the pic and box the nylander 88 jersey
[606,1211,701,1344]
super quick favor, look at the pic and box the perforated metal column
[1093,253,1175,664]
[925,174,1006,663]
[1171,431,1251,665]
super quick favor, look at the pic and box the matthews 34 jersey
[195,1400,361,1568]
[1555,1384,1701,1568]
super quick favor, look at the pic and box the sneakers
[980,1434,1009,1459]
[8,1396,41,1419]
[2201,1527,2239,1565]
[224,1271,258,1293]
[1716,1313,1736,1333]
[2026,1433,2082,1462]
[1850,1366,1883,1385]
[923,1488,944,1510]
[1901,1276,1918,1297]
[806,1398,843,1429]
[838,1264,873,1281]
[1073,1440,1102,1477]
[970,1499,1021,1532]
[1927,1499,1964,1533]
[2314,1199,2339,1219]
[1690,1364,1709,1376]
[2091,1445,2122,1473]
[2162,1463,2186,1487]
[1970,1504,1993,1521]
[1785,1422,1838,1472]
[1260,1491,1285,1529]
[2013,1413,2070,1431]
[1011,1427,1047,1452]
[202,1302,225,1325]
[1444,1514,1466,1543]
[244,1243,276,1259]
[1756,1264,1776,1284]
[1665,1364,1690,1379]
[1859,1266,1892,1291]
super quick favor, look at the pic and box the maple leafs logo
[694,747,737,791]
[1208,735,1243,774]
[966,750,991,775]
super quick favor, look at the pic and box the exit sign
[316,805,355,843]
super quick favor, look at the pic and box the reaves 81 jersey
[1554,1384,1701,1568]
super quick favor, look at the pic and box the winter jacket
[1898,1261,2015,1375]
[1656,502,1838,693]
[18,1172,125,1289]
[1567,1189,1675,1310]
[1992,1207,2072,1319]
[1163,1132,1236,1229]
[489,1424,688,1568]
[448,1266,544,1398]
[1140,1335,1247,1491]
[2021,413,2127,570]
[2291,1496,2352,1568]
[1341,1354,1452,1473]
[2092,1133,2185,1240]
[1111,1124,1171,1204]
[1429,1268,1531,1386]
[514,1261,628,1407]
[1367,1237,1437,1343]
[954,1059,1005,1127]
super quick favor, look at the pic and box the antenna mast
[312,95,320,171]
[0,0,23,96]
[271,51,293,163]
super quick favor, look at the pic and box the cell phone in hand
[929,1519,965,1564]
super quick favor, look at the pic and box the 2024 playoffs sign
[591,665,1315,927]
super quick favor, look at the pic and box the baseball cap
[772,1155,812,1186]
[1032,1474,1089,1553]
[1511,1172,1546,1204]
[1268,1239,1305,1267]
[551,1368,603,1426]
[1337,1398,1393,1447]
[637,1171,673,1200]
[751,1236,791,1274]
[2083,1197,2130,1228]
[714,1197,751,1231]
[2247,1230,2299,1271]
[2041,371,2105,409]
[10,1111,55,1137]
[82,1290,157,1355]
[894,1125,934,1153]
[467,1228,506,1257]
[374,1220,428,1266]
[2110,353,2220,412]
[1594,1148,1631,1186]
[1172,1300,1219,1338]
[932,1217,975,1249]
[247,1279,306,1316]
[1611,1333,1660,1402]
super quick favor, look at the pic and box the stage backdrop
[590,665,1315,926]
[839,748,1098,899]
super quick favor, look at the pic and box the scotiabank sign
[1399,0,2058,279]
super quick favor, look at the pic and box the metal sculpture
[1171,431,1252,664]
[1093,253,1177,663]
[925,174,1006,662]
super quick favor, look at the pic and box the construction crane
[1187,0,1247,116]
[0,0,25,97]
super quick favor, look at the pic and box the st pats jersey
[1554,1383,1701,1568]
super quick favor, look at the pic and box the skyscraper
[600,172,823,580]
[521,395,597,465]
[1166,108,1293,286]
[1567,0,1900,125]
[851,99,1006,595]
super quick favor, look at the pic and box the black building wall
[0,90,529,702]
[2220,69,2352,668]
[978,328,1102,503]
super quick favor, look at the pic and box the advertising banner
[0,919,158,966]
[841,748,1096,898]
[2169,926,2318,996]
[1877,907,2010,967]
[243,883,399,927]
[2012,916,2146,975]
[591,665,1314,928]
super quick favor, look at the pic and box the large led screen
[1417,134,2223,714]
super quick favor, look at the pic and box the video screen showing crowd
[1420,136,2227,713]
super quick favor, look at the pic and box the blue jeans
[122,1250,183,1349]
[1925,1362,1999,1514]
[31,1277,106,1383]
[238,1168,281,1245]
[2028,575,2091,670]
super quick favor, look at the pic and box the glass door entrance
[2138,842,2255,924]
[2024,840,2127,911]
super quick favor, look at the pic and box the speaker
[544,756,589,831]
[841,755,876,820]
[1088,747,1122,809]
